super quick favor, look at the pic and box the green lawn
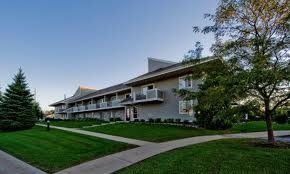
[117,139,290,174]
[0,126,134,173]
[39,119,107,128]
[230,121,290,132]
[84,121,290,142]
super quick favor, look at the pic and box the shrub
[0,119,24,131]
[210,116,233,130]
[115,117,122,121]
[140,119,145,122]
[167,118,174,123]
[109,118,115,122]
[175,119,181,123]
[134,119,139,122]
[148,118,154,123]
[155,118,161,123]
[274,113,288,124]
[195,111,233,130]
[183,120,190,125]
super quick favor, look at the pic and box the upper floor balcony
[55,108,66,113]
[122,88,164,104]
[66,99,123,113]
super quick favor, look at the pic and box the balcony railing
[55,108,66,113]
[133,89,164,102]
[100,102,108,108]
[67,100,123,113]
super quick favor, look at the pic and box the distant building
[50,57,217,121]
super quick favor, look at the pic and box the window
[179,76,192,89]
[179,100,193,114]
[98,98,104,103]
[125,93,131,99]
[111,96,117,101]
[142,84,155,94]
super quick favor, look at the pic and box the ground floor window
[179,100,193,114]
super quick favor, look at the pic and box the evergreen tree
[0,85,2,103]
[32,101,44,120]
[0,69,36,131]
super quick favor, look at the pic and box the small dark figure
[47,120,50,131]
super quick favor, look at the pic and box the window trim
[141,83,155,94]
[179,75,193,89]
[179,100,194,115]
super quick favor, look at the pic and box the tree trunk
[265,101,274,143]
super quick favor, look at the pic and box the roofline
[79,85,96,90]
[49,101,66,106]
[125,57,217,85]
[71,87,132,103]
[148,57,178,64]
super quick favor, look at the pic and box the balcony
[67,100,123,113]
[100,102,108,108]
[122,89,164,105]
[55,108,66,113]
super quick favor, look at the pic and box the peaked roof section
[125,57,217,85]
[49,86,96,106]
[71,83,130,103]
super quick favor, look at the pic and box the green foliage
[273,108,289,124]
[0,69,36,131]
[32,101,43,120]
[179,0,290,138]
[274,114,288,124]
[154,118,161,123]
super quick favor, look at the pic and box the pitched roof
[49,86,96,106]
[125,57,216,85]
[70,83,130,103]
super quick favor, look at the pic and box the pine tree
[0,85,2,103]
[0,69,36,131]
[32,101,44,120]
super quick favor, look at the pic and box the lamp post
[244,113,248,132]
[46,120,50,131]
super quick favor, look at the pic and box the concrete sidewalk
[55,130,290,174]
[0,150,46,174]
[36,124,154,146]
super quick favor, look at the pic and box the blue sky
[0,0,218,110]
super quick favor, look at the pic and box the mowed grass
[229,121,290,132]
[84,123,220,142]
[117,139,290,174]
[84,121,290,142]
[39,119,107,128]
[0,126,134,173]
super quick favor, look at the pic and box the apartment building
[50,57,217,121]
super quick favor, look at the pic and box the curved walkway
[2,125,290,174]
[36,124,154,146]
[55,130,290,174]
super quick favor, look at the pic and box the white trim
[178,75,193,89]
[125,57,216,85]
[141,83,155,94]
[179,100,193,115]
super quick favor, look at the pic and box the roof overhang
[125,57,218,86]
[70,87,132,103]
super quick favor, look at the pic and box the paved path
[36,124,154,146]
[55,130,290,174]
[0,150,46,174]
[3,125,290,174]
